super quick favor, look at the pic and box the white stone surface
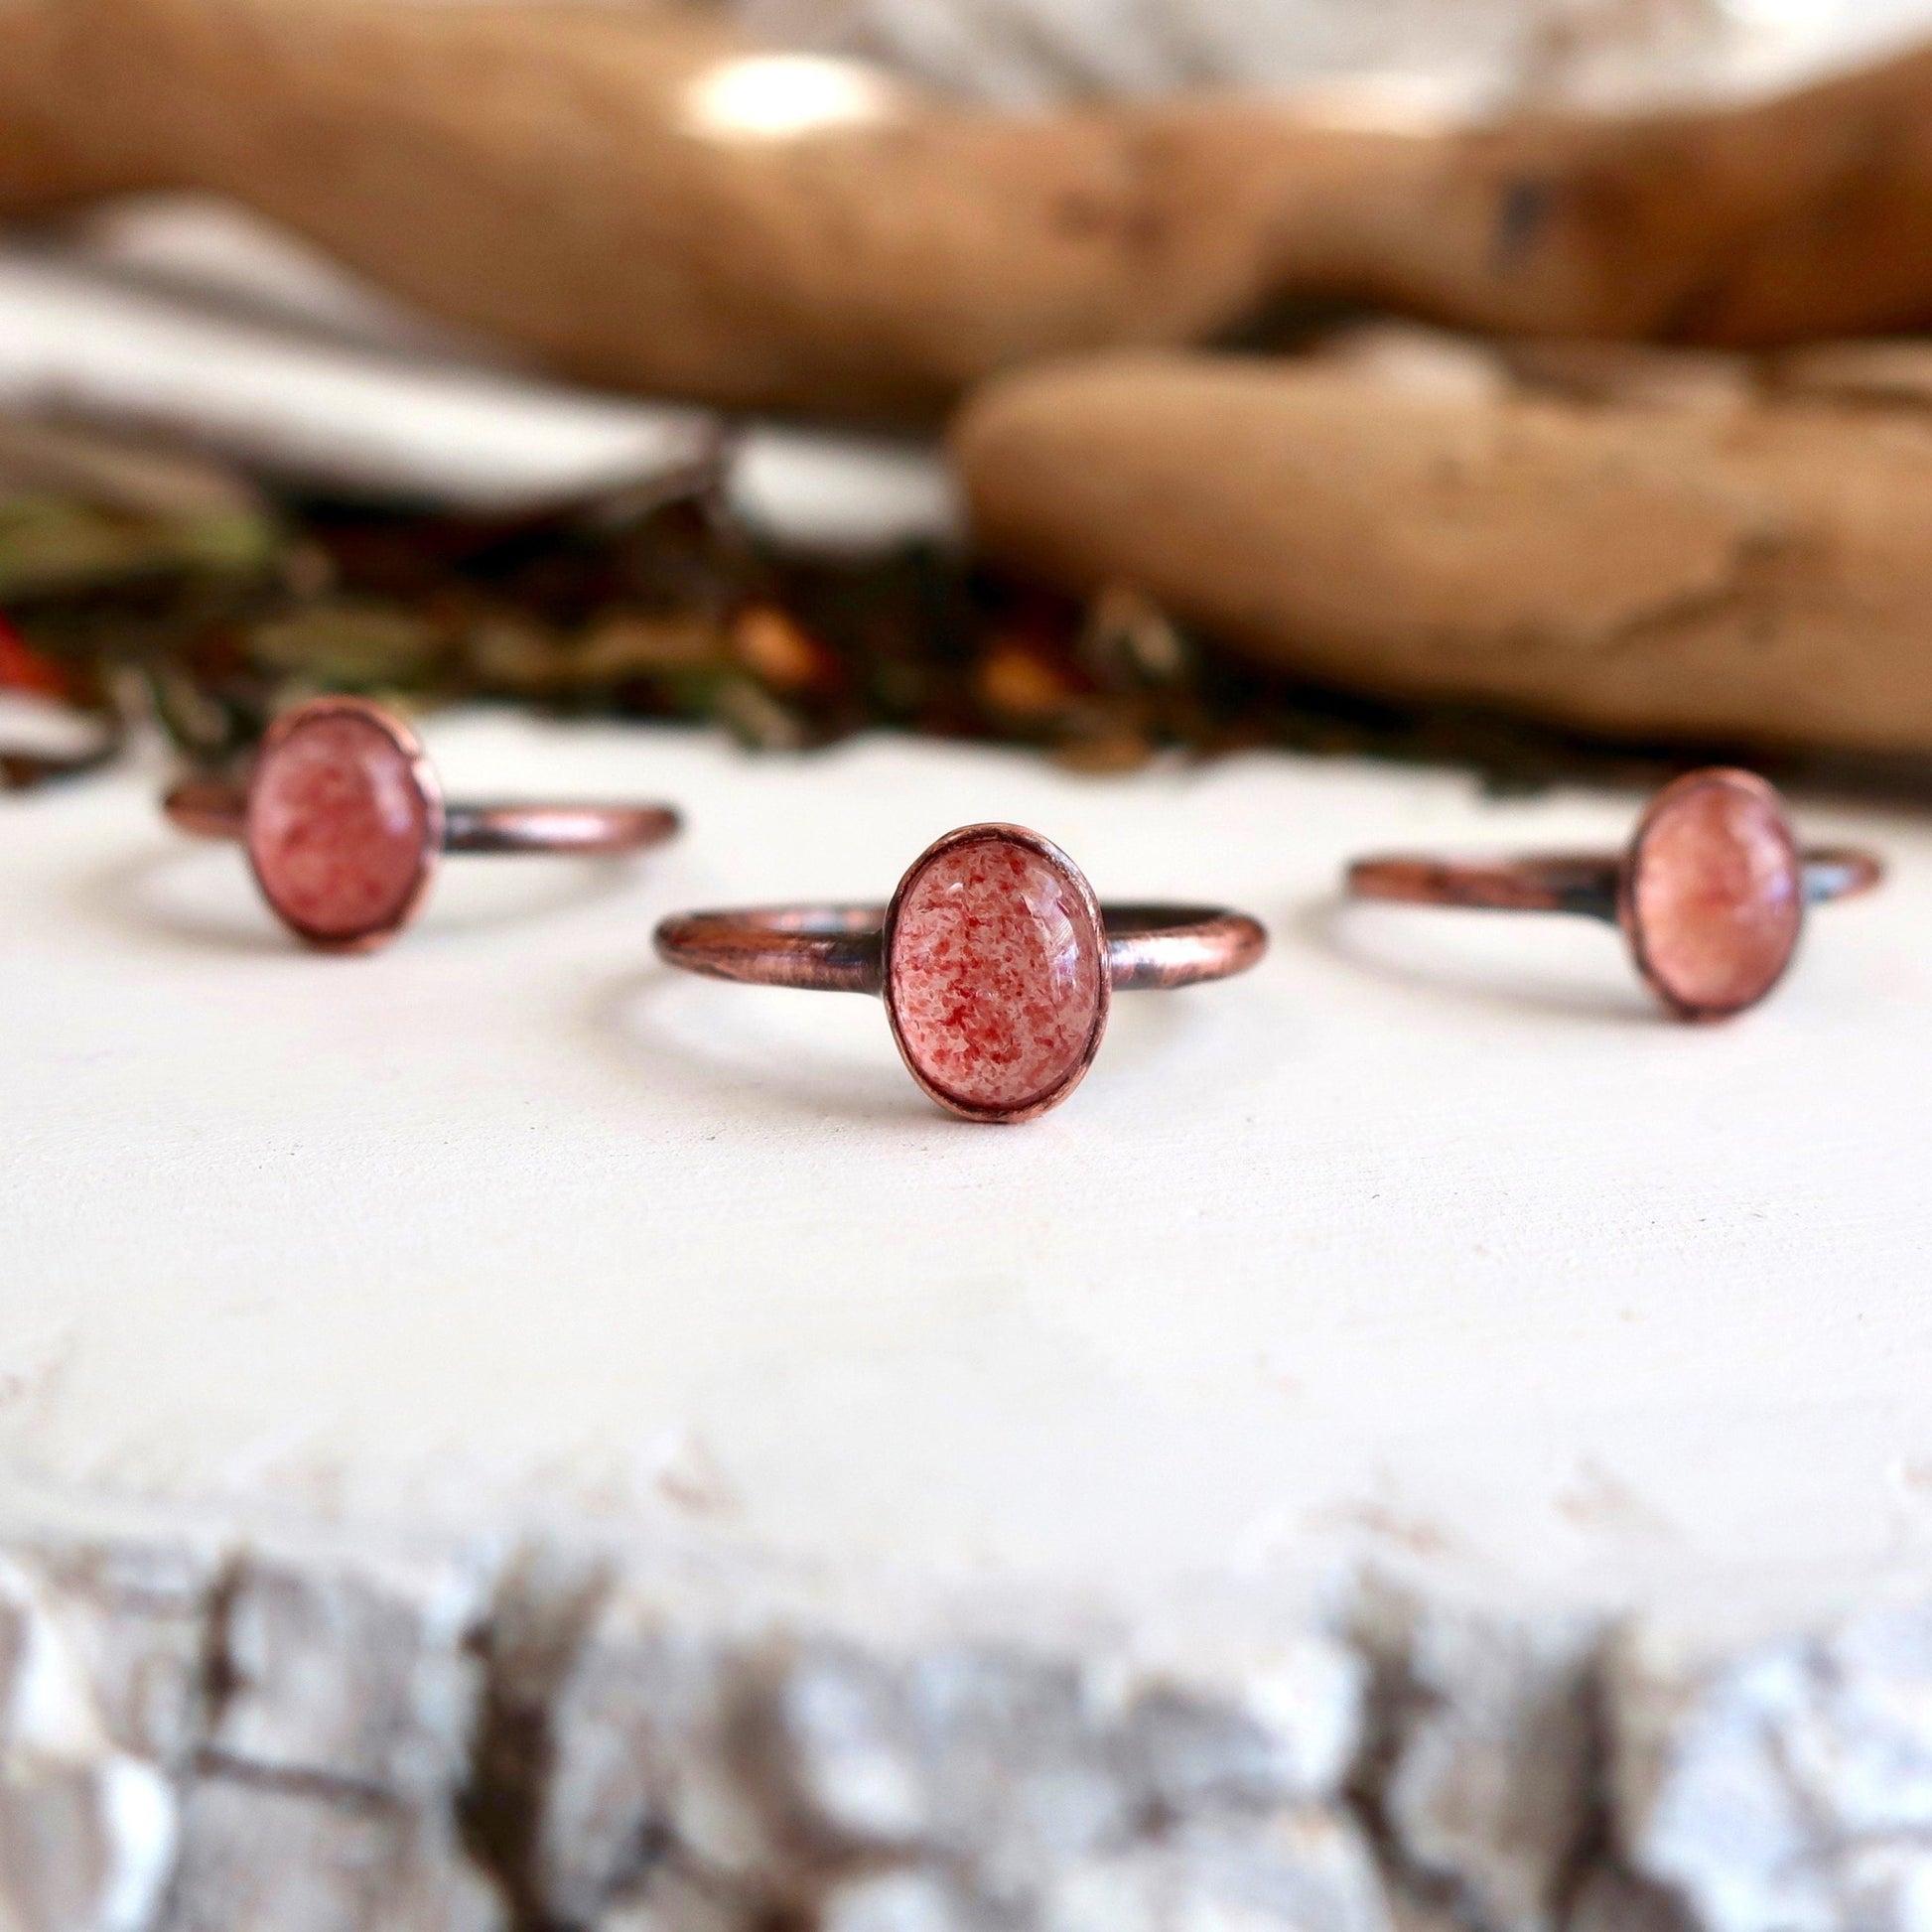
[3,716,1932,1628]
[598,1864,759,1932]
[163,1777,506,1932]
[1611,1607,1932,1932]
[1368,1588,1602,1932]
[207,1540,494,1799]
[1035,1808,1392,1932]
[0,199,963,548]
[0,1554,177,1932]
[0,253,719,515]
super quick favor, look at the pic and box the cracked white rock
[538,1584,776,1924]
[1612,1606,1932,1932]
[772,1629,1361,1879]
[816,1866,996,1932]
[771,1640,1140,1892]
[1038,1806,1393,1932]
[0,1554,178,1932]
[595,1863,762,1932]
[165,1778,505,1932]
[1107,1635,1363,1817]
[542,1581,1365,1925]
[1565,1864,1693,1932]
[10,1527,221,1776]
[39,1499,1932,1932]
[1371,1593,1602,1932]
[1385,1876,1477,1932]
[165,1541,508,1932]
[211,1542,496,1800]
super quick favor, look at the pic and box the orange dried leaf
[731,604,831,692]
[976,637,1077,722]
[0,615,69,700]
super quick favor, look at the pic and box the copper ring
[164,695,680,951]
[655,822,1268,1123]
[1345,766,1883,1020]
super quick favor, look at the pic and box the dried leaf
[3,409,1909,803]
[248,601,448,685]
[0,495,274,602]
[572,612,723,679]
[0,614,69,699]
[0,416,260,522]
[712,675,806,752]
[468,610,724,696]
[974,636,1081,726]
[1081,582,1190,688]
[1052,728,1156,775]
[730,604,834,693]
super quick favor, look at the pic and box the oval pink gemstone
[887,830,1107,1119]
[246,707,435,945]
[1627,772,1802,1017]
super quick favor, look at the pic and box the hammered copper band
[163,779,678,856]
[653,903,1268,995]
[1346,848,1884,920]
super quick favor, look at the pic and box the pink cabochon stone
[247,710,433,943]
[888,834,1105,1116]
[1630,776,1802,1016]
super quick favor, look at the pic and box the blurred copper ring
[655,822,1267,1123]
[165,695,680,952]
[1345,767,1883,1021]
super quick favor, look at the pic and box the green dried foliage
[4,414,1914,801]
[0,495,276,602]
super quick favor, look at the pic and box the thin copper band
[163,779,678,856]
[653,904,1268,996]
[1346,848,1884,920]
[1799,847,1887,904]
[163,779,249,841]
[440,802,681,854]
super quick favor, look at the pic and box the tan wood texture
[5,0,1932,413]
[954,332,1932,754]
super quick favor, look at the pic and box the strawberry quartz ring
[1345,767,1883,1021]
[164,696,680,951]
[654,823,1269,1123]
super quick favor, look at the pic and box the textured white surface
[5,717,1932,1620]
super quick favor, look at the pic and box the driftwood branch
[953,327,1932,756]
[3,0,1932,415]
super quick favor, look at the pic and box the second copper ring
[655,822,1267,1122]
[166,696,681,951]
[1345,766,1882,1020]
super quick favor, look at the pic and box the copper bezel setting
[880,822,1113,1125]
[1616,766,1805,1023]
[243,696,446,954]
[1345,763,1880,1024]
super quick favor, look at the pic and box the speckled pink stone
[888,835,1105,1115]
[246,711,432,942]
[1630,777,1801,1015]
